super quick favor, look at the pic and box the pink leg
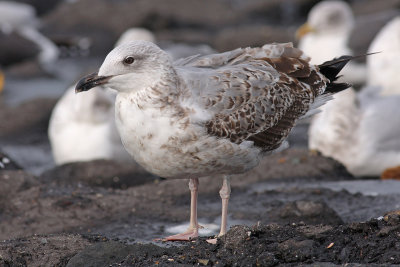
[207,175,231,244]
[163,178,200,241]
[218,175,231,237]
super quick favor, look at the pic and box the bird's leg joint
[219,175,231,199]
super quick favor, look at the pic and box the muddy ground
[1,107,400,266]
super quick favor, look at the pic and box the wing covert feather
[176,43,327,150]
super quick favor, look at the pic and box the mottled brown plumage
[195,44,328,151]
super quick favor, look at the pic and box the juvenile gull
[76,41,351,241]
[49,27,215,165]
[48,28,156,165]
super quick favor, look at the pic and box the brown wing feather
[204,50,327,151]
[246,57,326,150]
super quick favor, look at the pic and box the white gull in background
[309,17,400,177]
[309,87,400,177]
[49,28,216,165]
[367,16,400,95]
[296,0,366,85]
[48,28,156,165]
[0,1,59,67]
[48,86,131,165]
[75,40,351,241]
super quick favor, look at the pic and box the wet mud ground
[1,111,400,266]
[1,68,400,266]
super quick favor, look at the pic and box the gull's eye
[123,56,135,65]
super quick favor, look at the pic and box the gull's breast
[114,93,261,178]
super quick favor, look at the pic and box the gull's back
[175,43,328,151]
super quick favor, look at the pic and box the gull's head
[296,0,354,39]
[75,41,172,94]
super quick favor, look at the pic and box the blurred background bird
[308,15,400,177]
[367,16,400,96]
[0,1,59,72]
[296,0,367,86]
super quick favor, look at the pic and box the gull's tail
[319,55,353,94]
[302,53,375,120]
[318,53,378,94]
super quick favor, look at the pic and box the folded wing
[176,43,329,151]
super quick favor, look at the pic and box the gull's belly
[115,96,261,178]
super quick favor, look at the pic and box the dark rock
[15,0,63,16]
[278,200,344,225]
[384,210,400,225]
[0,170,38,211]
[40,159,157,189]
[119,244,174,266]
[0,98,56,140]
[0,32,40,67]
[42,0,240,56]
[0,234,91,267]
[297,225,334,239]
[5,60,49,78]
[0,170,37,193]
[66,241,132,267]
[222,225,252,250]
[377,224,400,237]
[277,239,317,262]
[256,251,279,267]
[0,151,21,171]
[67,241,173,267]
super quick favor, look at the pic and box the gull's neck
[121,67,183,111]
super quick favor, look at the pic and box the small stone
[384,210,400,225]
[198,259,209,265]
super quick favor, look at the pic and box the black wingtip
[318,52,378,94]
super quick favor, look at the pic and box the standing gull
[75,41,351,241]
[296,0,366,85]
